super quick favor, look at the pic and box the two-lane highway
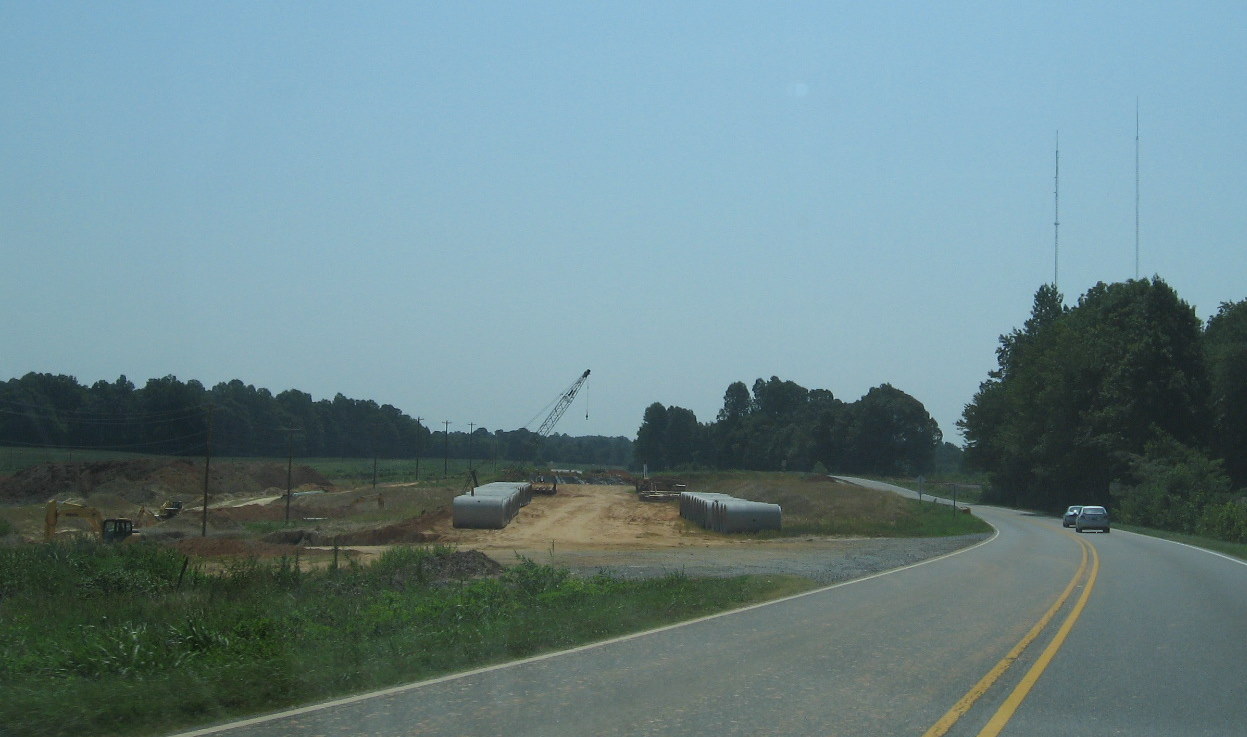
[172,485,1247,737]
[982,518,1247,736]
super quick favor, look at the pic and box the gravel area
[527,533,992,585]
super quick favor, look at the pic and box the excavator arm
[45,501,103,542]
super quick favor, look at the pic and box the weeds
[0,541,793,737]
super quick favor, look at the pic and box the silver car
[1062,505,1083,527]
[1076,505,1110,533]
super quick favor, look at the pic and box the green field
[667,471,992,538]
[0,446,611,488]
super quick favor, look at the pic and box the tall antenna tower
[1054,131,1060,287]
[1135,99,1140,279]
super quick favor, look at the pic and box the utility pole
[282,427,302,524]
[414,416,423,481]
[443,420,450,477]
[371,425,379,490]
[201,405,213,538]
[1135,98,1140,279]
[468,422,475,470]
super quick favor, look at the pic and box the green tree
[1205,299,1247,488]
[961,278,1212,511]
[633,402,669,471]
[663,406,702,469]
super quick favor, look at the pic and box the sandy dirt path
[434,484,712,551]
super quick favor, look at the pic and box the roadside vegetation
[1113,523,1247,562]
[675,472,990,537]
[960,282,1246,544]
[0,541,808,737]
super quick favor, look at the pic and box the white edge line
[167,527,1000,737]
[1118,528,1247,568]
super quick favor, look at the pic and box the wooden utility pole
[201,405,213,538]
[414,416,423,480]
[443,420,450,477]
[283,427,301,524]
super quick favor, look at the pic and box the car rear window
[1081,507,1106,515]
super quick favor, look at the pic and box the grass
[678,471,992,538]
[0,447,164,476]
[0,446,607,493]
[877,475,987,505]
[0,541,808,737]
[1113,523,1247,562]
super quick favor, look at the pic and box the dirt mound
[0,459,334,505]
[388,549,503,587]
[171,537,302,558]
[332,510,450,545]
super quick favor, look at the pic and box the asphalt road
[172,483,1247,737]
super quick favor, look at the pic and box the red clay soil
[172,537,303,558]
[332,509,450,545]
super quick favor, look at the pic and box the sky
[2,2,1245,444]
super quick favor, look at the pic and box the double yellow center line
[922,531,1100,737]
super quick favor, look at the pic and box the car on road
[1075,506,1110,533]
[1062,505,1083,527]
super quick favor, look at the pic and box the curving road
[171,482,1247,737]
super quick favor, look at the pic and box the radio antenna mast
[1054,131,1060,288]
[1135,99,1140,279]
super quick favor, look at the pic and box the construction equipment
[157,499,183,519]
[528,369,591,438]
[520,370,591,495]
[135,506,161,527]
[530,472,557,495]
[44,501,140,543]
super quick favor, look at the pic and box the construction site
[1,455,789,564]
[0,370,988,578]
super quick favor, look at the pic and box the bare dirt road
[436,484,702,552]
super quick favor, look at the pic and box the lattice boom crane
[533,369,590,437]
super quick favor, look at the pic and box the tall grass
[0,542,798,737]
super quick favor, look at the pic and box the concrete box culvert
[452,495,514,529]
[679,492,734,528]
[452,482,537,528]
[715,499,782,533]
[473,481,533,508]
[679,492,781,533]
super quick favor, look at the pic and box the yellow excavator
[157,499,183,519]
[44,501,141,543]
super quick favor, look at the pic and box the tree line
[0,374,631,468]
[959,279,1247,539]
[633,376,954,475]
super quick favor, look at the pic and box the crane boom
[534,369,590,437]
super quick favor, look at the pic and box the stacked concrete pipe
[452,481,533,529]
[679,491,782,533]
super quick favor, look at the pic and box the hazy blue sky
[3,2,1244,443]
